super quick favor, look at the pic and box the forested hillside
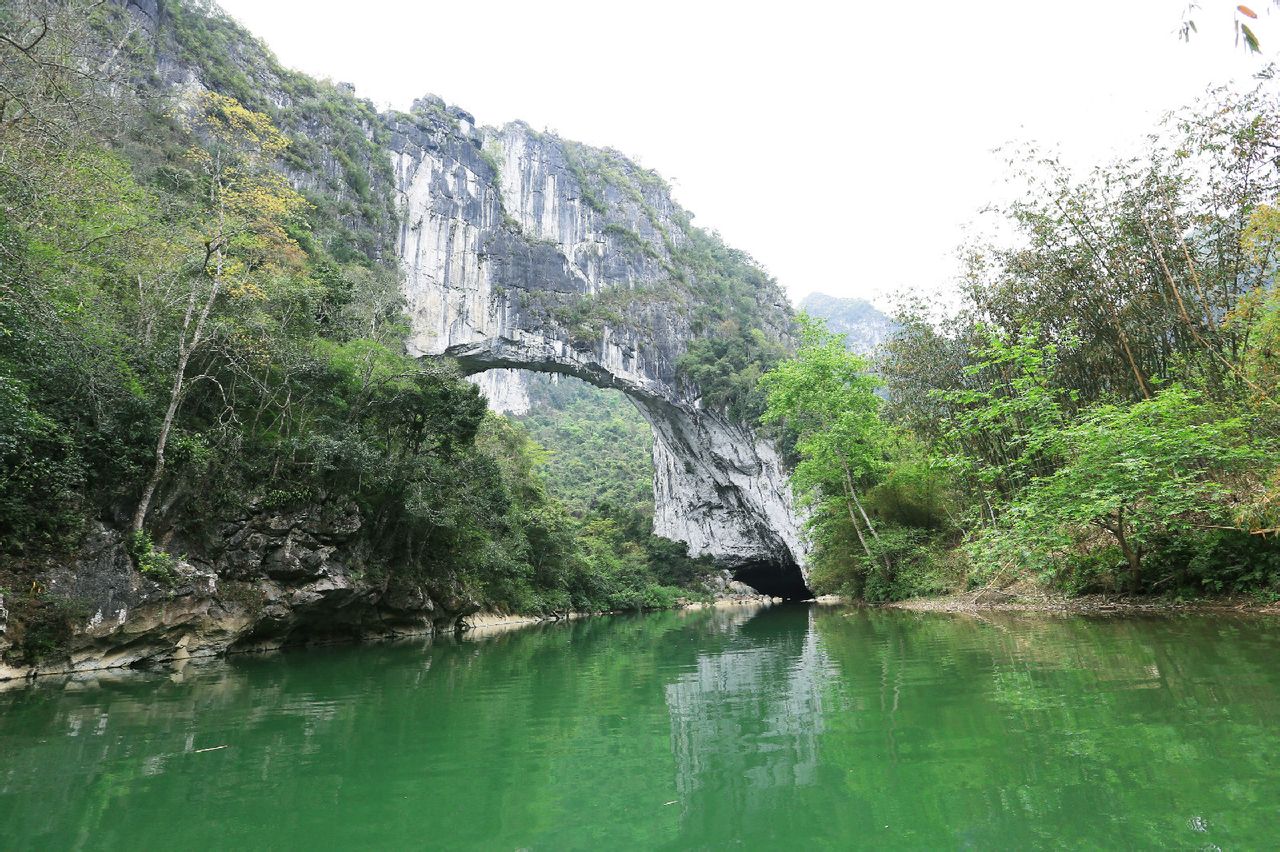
[514,374,713,591]
[516,375,653,519]
[763,82,1280,602]
[0,0,721,666]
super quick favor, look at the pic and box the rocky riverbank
[0,522,788,685]
[0,507,482,684]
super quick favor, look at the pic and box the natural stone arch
[454,356,809,599]
[391,105,809,597]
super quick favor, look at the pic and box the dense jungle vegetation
[761,80,1280,601]
[6,0,1277,626]
[0,0,709,616]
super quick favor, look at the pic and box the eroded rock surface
[391,116,809,596]
[0,515,478,683]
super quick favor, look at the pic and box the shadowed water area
[2,605,1279,849]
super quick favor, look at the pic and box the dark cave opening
[731,558,812,600]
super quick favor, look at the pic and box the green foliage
[977,386,1265,590]
[1150,530,1280,597]
[841,83,1280,601]
[162,0,398,265]
[516,375,653,517]
[772,87,1280,602]
[759,315,883,506]
[931,325,1075,498]
[0,379,85,550]
[478,138,503,187]
[758,315,958,599]
[165,0,264,109]
[0,0,713,624]
[859,527,954,603]
[4,589,90,665]
[492,374,714,611]
[19,0,1278,621]
[602,222,660,258]
[126,530,178,585]
[561,140,608,214]
[866,445,956,532]
[679,326,786,421]
[557,136,790,420]
[673,226,791,419]
[458,410,709,614]
[807,522,956,602]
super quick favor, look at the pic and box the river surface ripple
[2,604,1279,849]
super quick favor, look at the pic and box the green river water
[2,604,1278,850]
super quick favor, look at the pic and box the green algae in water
[2,605,1279,849]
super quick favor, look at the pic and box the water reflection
[808,609,1280,849]
[666,607,836,806]
[2,605,1280,850]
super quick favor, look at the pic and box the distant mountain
[798,293,897,355]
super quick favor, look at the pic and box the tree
[1003,386,1262,589]
[131,92,309,531]
[931,325,1074,513]
[0,0,142,155]
[759,315,884,558]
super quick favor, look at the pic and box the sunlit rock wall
[390,106,809,595]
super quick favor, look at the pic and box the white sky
[216,0,1272,309]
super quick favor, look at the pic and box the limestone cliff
[133,0,808,594]
[0,1,811,685]
[390,109,808,595]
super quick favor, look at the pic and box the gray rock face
[391,116,809,596]
[468,368,530,415]
[701,569,776,602]
[0,515,479,684]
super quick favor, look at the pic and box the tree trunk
[837,454,887,570]
[1112,509,1142,592]
[836,453,880,540]
[130,354,187,532]
[844,497,874,560]
[850,488,879,541]
[131,251,222,532]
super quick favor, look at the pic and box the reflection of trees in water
[10,606,1280,849]
[665,607,838,808]
[806,608,1280,848]
[0,608,756,848]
